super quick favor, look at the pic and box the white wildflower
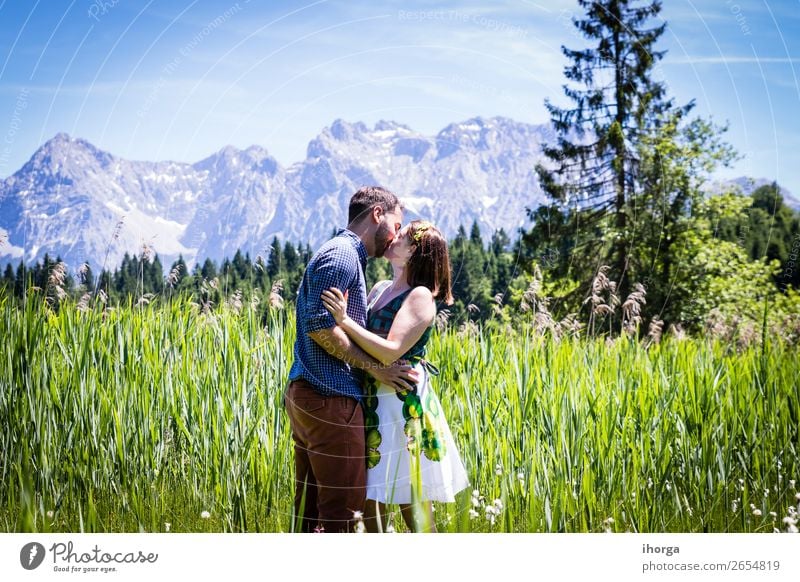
[165,522,171,532]
[469,509,479,520]
[200,510,211,519]
[354,520,366,533]
[485,506,496,527]
[752,509,762,517]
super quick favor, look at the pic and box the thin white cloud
[672,56,800,65]
[0,78,248,97]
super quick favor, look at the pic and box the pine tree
[267,237,283,279]
[469,221,483,247]
[14,262,26,298]
[489,229,515,303]
[283,241,299,274]
[97,270,113,300]
[200,257,217,281]
[168,255,189,293]
[150,254,165,294]
[79,262,95,292]
[2,263,15,296]
[490,229,510,256]
[536,0,683,300]
[450,225,491,318]
[281,242,303,296]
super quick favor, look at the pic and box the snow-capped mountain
[0,117,553,272]
[726,177,800,210]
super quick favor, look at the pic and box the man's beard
[373,220,393,258]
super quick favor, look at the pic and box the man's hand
[369,359,420,393]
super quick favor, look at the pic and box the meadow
[1,295,798,533]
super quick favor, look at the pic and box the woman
[322,219,469,532]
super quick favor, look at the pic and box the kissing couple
[285,186,469,533]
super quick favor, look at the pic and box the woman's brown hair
[405,220,454,305]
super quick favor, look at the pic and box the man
[285,186,417,533]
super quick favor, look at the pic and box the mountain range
[0,117,795,274]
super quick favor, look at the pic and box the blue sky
[1,0,798,195]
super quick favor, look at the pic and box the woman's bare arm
[322,286,435,366]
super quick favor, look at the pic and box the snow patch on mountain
[4,117,784,275]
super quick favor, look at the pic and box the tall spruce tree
[267,237,282,279]
[536,0,684,301]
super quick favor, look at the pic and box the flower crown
[411,221,434,242]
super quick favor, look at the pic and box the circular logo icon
[20,542,46,570]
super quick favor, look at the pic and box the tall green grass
[1,297,798,532]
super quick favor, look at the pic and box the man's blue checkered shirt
[288,229,368,399]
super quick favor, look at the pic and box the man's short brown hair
[348,186,401,225]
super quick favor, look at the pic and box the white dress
[363,283,469,504]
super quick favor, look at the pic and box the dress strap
[367,280,393,312]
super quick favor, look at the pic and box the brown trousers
[284,379,366,533]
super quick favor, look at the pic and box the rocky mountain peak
[2,118,790,276]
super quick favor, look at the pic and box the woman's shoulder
[399,286,436,323]
[407,285,434,302]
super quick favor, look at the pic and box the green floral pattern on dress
[421,389,446,461]
[363,375,382,469]
[364,286,447,466]
[365,363,447,465]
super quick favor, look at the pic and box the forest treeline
[2,181,799,345]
